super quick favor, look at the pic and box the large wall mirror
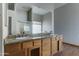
[7,3,52,36]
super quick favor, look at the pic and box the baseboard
[63,42,79,47]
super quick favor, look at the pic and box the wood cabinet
[41,38,51,56]
[22,40,33,55]
[4,43,25,56]
[4,36,63,56]
[33,39,41,47]
[33,39,41,56]
[51,39,58,55]
[23,40,33,49]
[22,40,41,56]
[58,39,63,52]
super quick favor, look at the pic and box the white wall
[32,13,43,34]
[42,12,53,33]
[15,6,27,34]
[8,10,16,35]
[34,3,54,33]
[3,3,55,38]
[3,4,8,39]
[54,3,79,46]
[0,3,2,56]
[0,15,2,55]
[3,4,28,36]
[32,13,43,22]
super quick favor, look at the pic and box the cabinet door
[34,39,41,55]
[5,50,25,56]
[41,38,51,56]
[59,40,63,52]
[52,39,58,55]
[4,43,23,56]
[22,41,33,55]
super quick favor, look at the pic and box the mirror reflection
[7,3,53,37]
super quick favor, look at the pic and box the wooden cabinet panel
[42,39,50,45]
[27,46,41,56]
[41,38,51,56]
[4,43,23,56]
[52,39,58,55]
[59,40,63,52]
[4,36,63,56]
[33,39,41,56]
[23,41,33,49]
[42,50,51,56]
[34,40,41,47]
[42,50,50,56]
[5,43,21,52]
[58,35,63,52]
[5,50,25,56]
[22,41,33,56]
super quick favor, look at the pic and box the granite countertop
[4,35,53,45]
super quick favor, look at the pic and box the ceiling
[0,4,2,15]
[16,3,66,10]
[16,3,67,15]
[34,3,54,11]
[54,3,67,9]
[32,6,49,15]
[34,3,67,11]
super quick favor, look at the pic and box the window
[32,21,41,34]
[8,16,12,35]
[8,3,15,10]
[24,24,30,34]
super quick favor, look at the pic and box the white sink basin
[16,37,31,40]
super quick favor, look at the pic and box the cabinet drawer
[42,38,50,45]
[23,41,33,49]
[34,40,41,47]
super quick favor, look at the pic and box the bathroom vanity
[4,4,63,56]
[4,35,63,56]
